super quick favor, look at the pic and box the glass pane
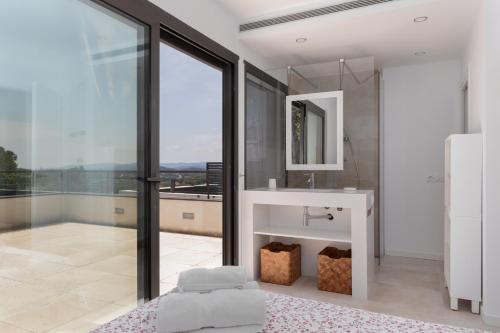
[245,72,286,189]
[0,1,147,332]
[159,42,223,295]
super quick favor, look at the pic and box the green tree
[0,146,18,171]
[0,146,21,190]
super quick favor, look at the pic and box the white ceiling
[217,0,480,69]
[217,0,351,22]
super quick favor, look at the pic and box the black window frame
[95,0,239,302]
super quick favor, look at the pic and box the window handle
[137,177,161,182]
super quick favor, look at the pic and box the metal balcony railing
[0,162,223,199]
[160,162,222,199]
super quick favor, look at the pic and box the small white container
[344,187,357,192]
[268,178,277,190]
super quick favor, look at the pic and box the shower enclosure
[268,56,381,258]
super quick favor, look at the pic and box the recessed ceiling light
[414,51,427,56]
[296,37,307,43]
[414,16,428,23]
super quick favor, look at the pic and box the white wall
[382,60,463,260]
[464,0,500,326]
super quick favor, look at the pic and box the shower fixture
[344,127,361,188]
[338,58,379,90]
[286,66,318,90]
[287,58,379,92]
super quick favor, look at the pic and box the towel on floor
[158,288,266,333]
[177,266,247,293]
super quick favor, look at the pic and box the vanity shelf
[254,226,351,243]
[243,188,375,300]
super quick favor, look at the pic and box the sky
[0,8,222,170]
[0,0,142,170]
[159,43,223,164]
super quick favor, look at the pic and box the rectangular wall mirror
[286,91,343,170]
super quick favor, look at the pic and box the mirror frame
[286,91,344,170]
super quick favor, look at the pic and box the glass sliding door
[0,0,148,332]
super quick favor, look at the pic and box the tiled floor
[159,231,222,294]
[0,223,222,333]
[260,256,496,331]
[1,223,496,332]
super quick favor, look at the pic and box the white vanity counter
[242,188,375,300]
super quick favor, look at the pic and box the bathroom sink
[275,187,333,192]
[267,188,375,207]
[273,187,360,193]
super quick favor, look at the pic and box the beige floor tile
[112,294,139,307]
[0,283,64,319]
[160,249,216,266]
[159,246,181,257]
[28,268,114,293]
[60,224,136,242]
[46,303,136,333]
[195,255,222,269]
[160,283,176,295]
[0,321,32,333]
[159,260,194,277]
[0,225,222,332]
[160,273,179,285]
[83,255,137,277]
[121,248,137,257]
[70,275,136,304]
[0,276,22,288]
[0,253,73,283]
[2,293,108,333]
[194,240,223,254]
[160,237,206,250]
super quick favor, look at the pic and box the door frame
[159,28,239,265]
[95,0,239,301]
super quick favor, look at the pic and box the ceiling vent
[239,0,397,32]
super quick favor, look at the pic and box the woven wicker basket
[317,246,352,294]
[260,242,301,286]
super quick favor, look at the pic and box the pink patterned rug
[92,292,488,333]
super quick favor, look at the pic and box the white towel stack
[158,266,266,333]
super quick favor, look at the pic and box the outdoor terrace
[0,166,222,333]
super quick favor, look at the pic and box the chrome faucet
[304,172,315,189]
[303,206,334,227]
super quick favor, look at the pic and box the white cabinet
[444,134,482,314]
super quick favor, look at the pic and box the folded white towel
[177,266,247,293]
[170,281,259,294]
[242,281,259,290]
[158,289,266,333]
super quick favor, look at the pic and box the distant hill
[83,163,136,171]
[160,162,206,171]
[35,162,211,172]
